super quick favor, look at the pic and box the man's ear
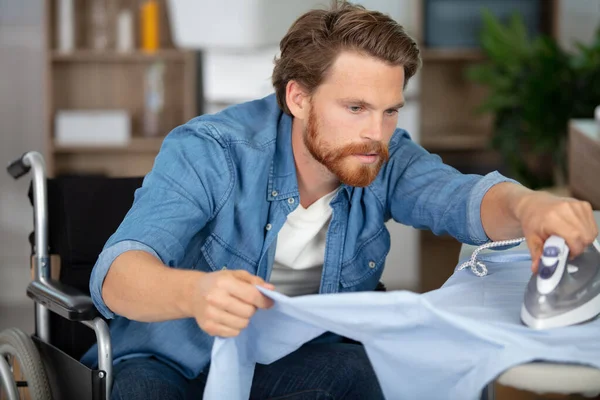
[285,80,309,120]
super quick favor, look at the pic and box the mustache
[326,141,389,161]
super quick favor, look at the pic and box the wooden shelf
[52,137,165,154]
[51,50,190,63]
[45,0,196,177]
[420,128,490,151]
[421,48,486,62]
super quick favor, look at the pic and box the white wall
[558,0,600,52]
[0,0,45,306]
[358,0,420,34]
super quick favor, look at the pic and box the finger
[561,229,586,259]
[202,321,240,338]
[528,235,544,273]
[592,218,600,240]
[205,291,256,319]
[576,202,598,243]
[569,202,591,240]
[565,234,587,259]
[557,217,588,258]
[205,305,250,331]
[550,206,587,258]
[232,270,275,290]
[224,277,274,309]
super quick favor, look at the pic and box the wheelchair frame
[3,151,112,400]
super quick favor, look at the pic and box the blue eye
[385,109,399,116]
[348,106,363,113]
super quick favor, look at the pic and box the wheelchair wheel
[0,327,51,400]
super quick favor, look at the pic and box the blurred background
[0,0,599,398]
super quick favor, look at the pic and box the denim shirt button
[222,266,227,270]
[368,261,376,269]
[288,198,294,204]
[265,223,272,231]
[271,190,278,197]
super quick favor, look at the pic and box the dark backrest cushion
[29,176,143,359]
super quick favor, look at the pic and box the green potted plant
[467,10,600,189]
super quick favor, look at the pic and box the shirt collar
[268,112,299,201]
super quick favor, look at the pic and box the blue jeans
[110,342,384,400]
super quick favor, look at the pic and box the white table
[460,211,600,398]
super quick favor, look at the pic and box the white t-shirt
[269,189,339,296]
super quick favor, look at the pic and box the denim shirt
[81,93,516,378]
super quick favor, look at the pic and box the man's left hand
[515,192,598,273]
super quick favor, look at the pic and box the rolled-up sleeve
[90,240,159,319]
[383,130,520,245]
[88,122,231,318]
[465,170,520,244]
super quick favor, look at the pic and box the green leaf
[466,12,600,188]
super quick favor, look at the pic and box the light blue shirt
[205,250,600,400]
[81,94,516,378]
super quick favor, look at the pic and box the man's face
[303,51,405,187]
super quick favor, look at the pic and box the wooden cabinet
[44,0,197,177]
[414,0,559,173]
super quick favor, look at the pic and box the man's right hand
[191,270,275,337]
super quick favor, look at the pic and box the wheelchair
[1,151,144,400]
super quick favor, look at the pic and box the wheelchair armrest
[26,279,99,321]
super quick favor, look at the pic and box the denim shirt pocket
[200,234,258,275]
[339,227,390,291]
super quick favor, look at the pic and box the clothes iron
[521,235,600,329]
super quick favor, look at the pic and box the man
[82,2,598,399]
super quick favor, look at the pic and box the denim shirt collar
[267,112,299,201]
[267,109,352,203]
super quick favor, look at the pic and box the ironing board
[458,210,600,397]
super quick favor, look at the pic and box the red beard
[304,106,389,187]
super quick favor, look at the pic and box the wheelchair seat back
[28,175,144,360]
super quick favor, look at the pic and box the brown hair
[272,0,421,115]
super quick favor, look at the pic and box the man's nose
[361,116,384,141]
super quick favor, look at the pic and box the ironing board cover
[203,250,600,400]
